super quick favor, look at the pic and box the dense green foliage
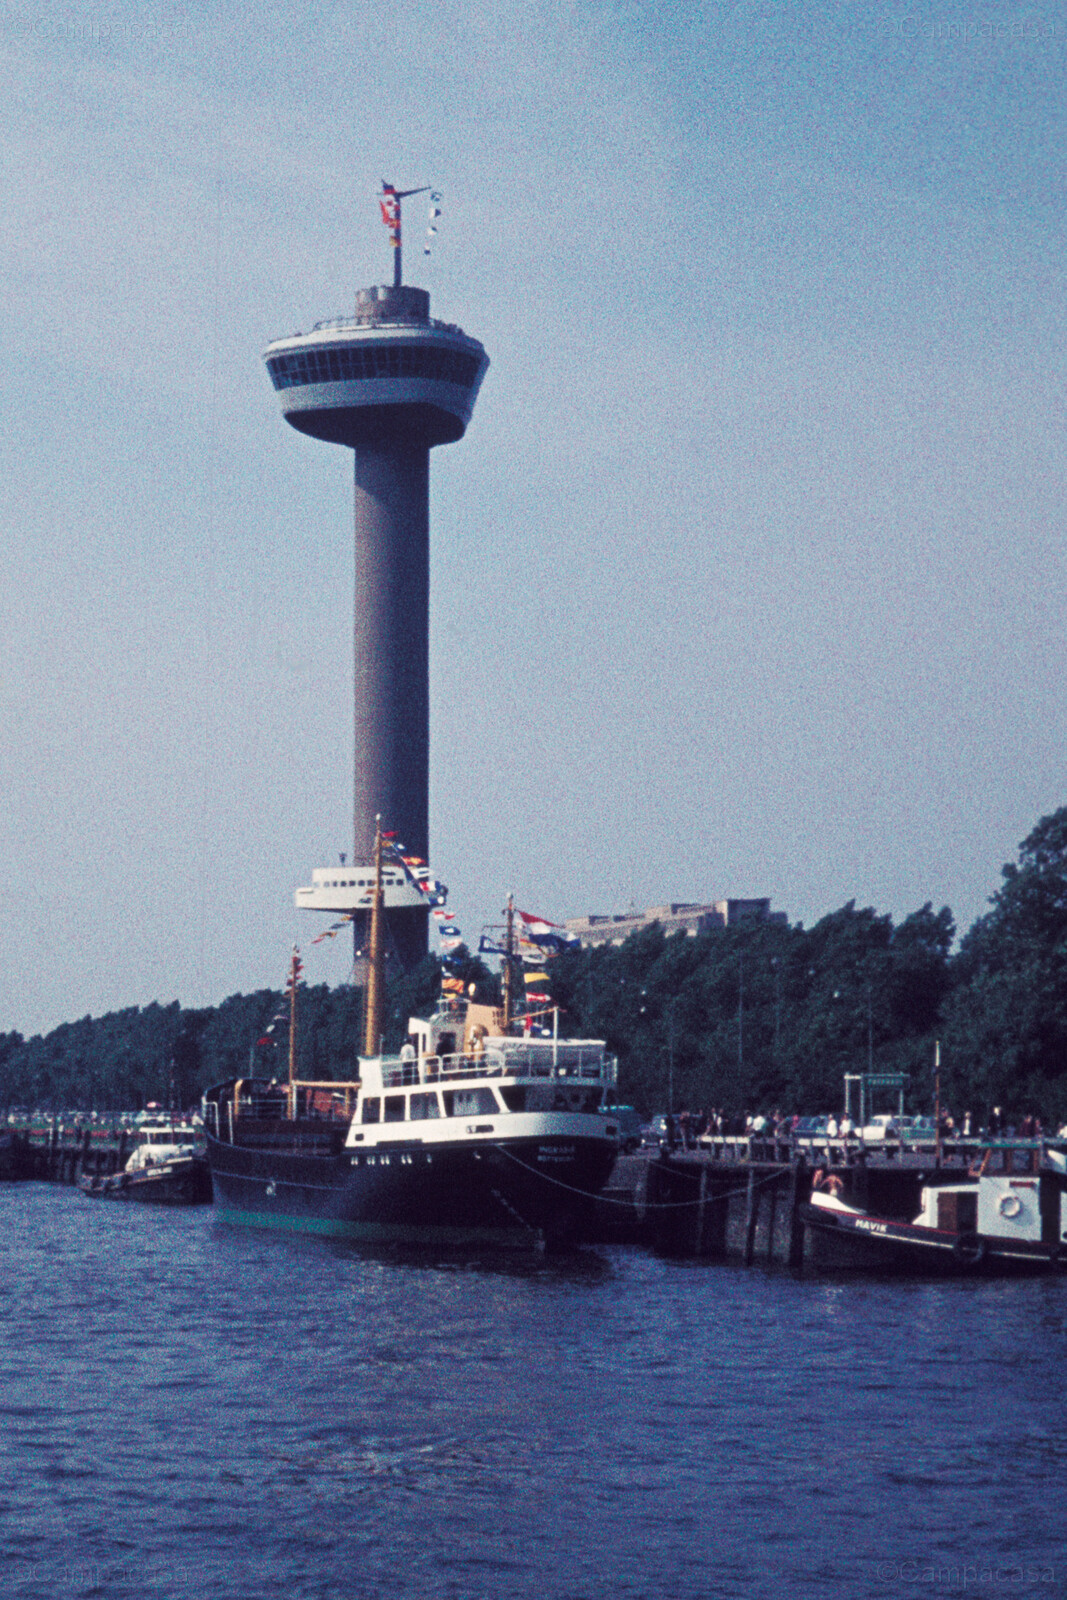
[5,807,1067,1122]
[549,901,954,1118]
[940,809,1067,1125]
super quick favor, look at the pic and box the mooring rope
[490,1145,793,1211]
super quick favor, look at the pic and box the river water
[2,1184,1063,1600]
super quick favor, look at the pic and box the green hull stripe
[213,1204,533,1247]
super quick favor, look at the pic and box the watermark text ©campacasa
[11,16,183,44]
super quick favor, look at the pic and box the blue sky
[1,2,1064,1036]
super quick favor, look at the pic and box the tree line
[4,808,1067,1123]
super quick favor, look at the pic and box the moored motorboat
[79,1117,212,1205]
[801,1141,1067,1274]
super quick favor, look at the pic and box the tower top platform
[264,284,488,449]
[354,284,430,324]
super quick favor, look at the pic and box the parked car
[599,1105,642,1152]
[792,1116,831,1147]
[860,1113,901,1143]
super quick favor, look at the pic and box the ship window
[500,1087,527,1112]
[518,1086,556,1113]
[410,1092,441,1120]
[361,1097,380,1124]
[443,1087,499,1117]
[384,1095,406,1123]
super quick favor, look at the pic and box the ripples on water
[1,1185,1064,1600]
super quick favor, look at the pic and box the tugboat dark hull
[802,1203,1067,1276]
[205,1128,615,1248]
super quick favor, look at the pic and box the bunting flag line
[378,836,448,908]
[424,190,442,256]
[311,914,355,946]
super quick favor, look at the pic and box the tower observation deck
[264,211,488,970]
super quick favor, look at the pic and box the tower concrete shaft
[267,280,488,970]
[353,443,430,866]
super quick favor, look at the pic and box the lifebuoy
[998,1194,1023,1219]
[952,1232,986,1268]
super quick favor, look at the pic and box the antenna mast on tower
[379,181,430,289]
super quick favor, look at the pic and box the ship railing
[206,1079,359,1141]
[380,1048,617,1089]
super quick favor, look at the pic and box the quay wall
[592,1145,982,1264]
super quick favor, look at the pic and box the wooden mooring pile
[593,1142,978,1263]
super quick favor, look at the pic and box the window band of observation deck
[267,343,483,392]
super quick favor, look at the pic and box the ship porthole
[999,1194,1023,1219]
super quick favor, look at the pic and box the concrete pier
[591,1141,985,1264]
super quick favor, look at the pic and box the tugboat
[201,829,620,1249]
[801,1140,1067,1274]
[79,1116,212,1205]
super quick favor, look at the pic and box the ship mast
[287,947,302,1119]
[363,819,385,1056]
[501,894,516,1033]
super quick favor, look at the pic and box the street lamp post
[737,952,744,1079]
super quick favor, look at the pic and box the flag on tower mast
[379,180,430,287]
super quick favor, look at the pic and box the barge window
[443,1087,499,1117]
[410,1092,441,1120]
[361,1097,380,1124]
[384,1095,406,1123]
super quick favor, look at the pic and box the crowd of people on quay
[654,1106,1067,1153]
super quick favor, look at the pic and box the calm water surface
[2,1184,1064,1600]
